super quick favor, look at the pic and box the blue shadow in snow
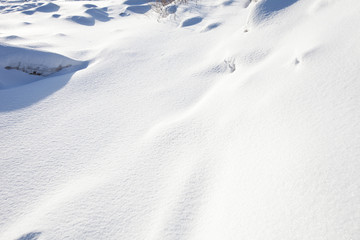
[203,22,221,32]
[17,232,41,240]
[69,15,95,26]
[0,62,88,112]
[181,17,203,27]
[36,2,60,13]
[126,5,151,14]
[258,0,299,14]
[166,5,177,14]
[83,4,98,8]
[123,0,155,5]
[85,8,112,22]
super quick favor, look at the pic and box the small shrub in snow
[156,0,188,6]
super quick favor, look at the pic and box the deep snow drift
[1,0,360,239]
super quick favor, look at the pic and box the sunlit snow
[1,0,360,239]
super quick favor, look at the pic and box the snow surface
[1,0,360,239]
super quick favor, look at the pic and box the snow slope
[1,0,360,239]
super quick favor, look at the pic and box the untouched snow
[1,0,360,239]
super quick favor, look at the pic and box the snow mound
[0,44,86,89]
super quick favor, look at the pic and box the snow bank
[0,44,86,89]
[0,44,83,76]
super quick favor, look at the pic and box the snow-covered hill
[1,0,360,239]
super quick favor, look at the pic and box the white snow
[1,0,360,239]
